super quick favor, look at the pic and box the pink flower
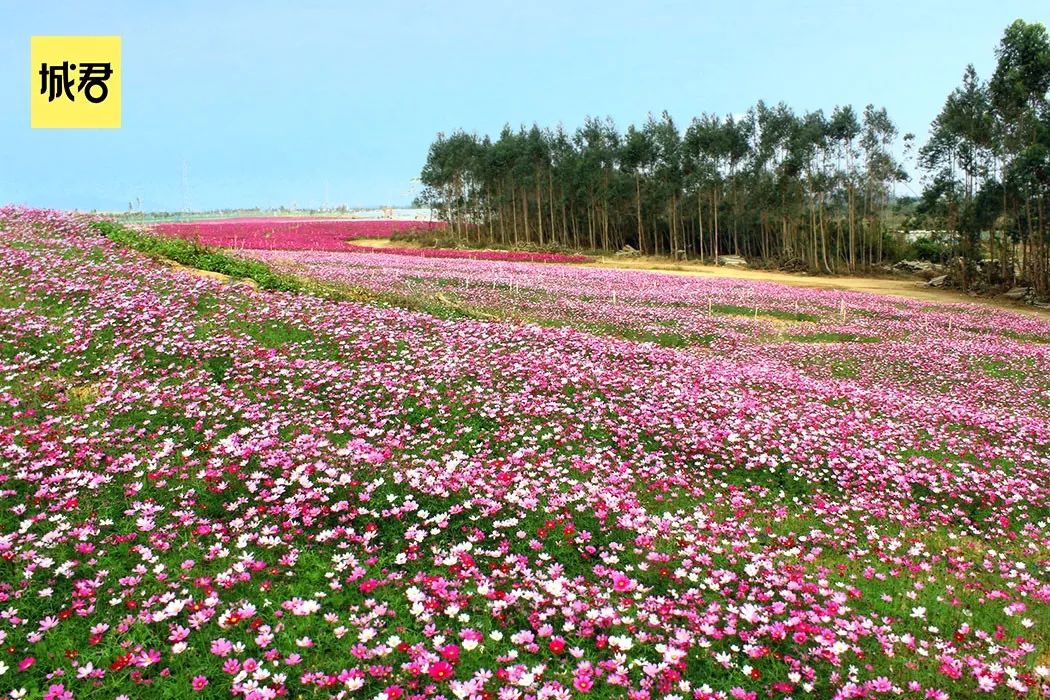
[191,675,208,691]
[870,677,893,692]
[428,660,454,682]
[210,638,233,657]
[43,684,73,700]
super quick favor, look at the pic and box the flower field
[0,208,1048,699]
[153,218,445,252]
[340,246,592,265]
[151,219,590,264]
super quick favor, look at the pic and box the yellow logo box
[31,36,121,129]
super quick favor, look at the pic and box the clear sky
[1,1,1046,212]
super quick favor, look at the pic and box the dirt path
[586,257,1050,315]
[345,237,422,249]
[161,259,259,289]
[588,258,1050,314]
[589,257,953,301]
[344,239,1046,316]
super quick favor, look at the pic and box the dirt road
[345,239,1045,315]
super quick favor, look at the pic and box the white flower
[738,603,760,624]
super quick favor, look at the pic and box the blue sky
[1,1,1046,212]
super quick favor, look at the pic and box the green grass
[579,322,716,348]
[92,220,376,302]
[1002,329,1050,344]
[710,302,819,322]
[980,358,1028,380]
[234,318,314,348]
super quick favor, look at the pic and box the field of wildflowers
[0,208,1047,699]
[152,219,590,264]
[340,245,591,265]
[154,218,445,252]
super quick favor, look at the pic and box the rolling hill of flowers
[0,208,1047,699]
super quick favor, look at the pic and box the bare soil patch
[345,237,423,249]
[336,239,1047,317]
[587,257,1048,315]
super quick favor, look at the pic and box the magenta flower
[428,660,454,682]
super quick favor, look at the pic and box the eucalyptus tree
[621,124,656,253]
[683,114,727,259]
[722,115,751,256]
[861,106,907,267]
[419,99,913,272]
[829,106,862,270]
[573,118,622,250]
[546,126,574,247]
[990,19,1050,293]
[751,102,796,259]
[420,130,484,242]
[646,112,685,257]
[917,19,1049,293]
[919,67,994,288]
[682,117,720,260]
[786,110,832,272]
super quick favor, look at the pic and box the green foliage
[92,220,301,291]
[92,220,378,303]
[710,303,819,322]
[419,101,908,272]
[919,19,1050,296]
[906,235,953,263]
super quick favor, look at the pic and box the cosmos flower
[0,207,1046,700]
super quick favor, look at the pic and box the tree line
[916,19,1050,295]
[418,104,907,274]
[418,19,1050,294]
